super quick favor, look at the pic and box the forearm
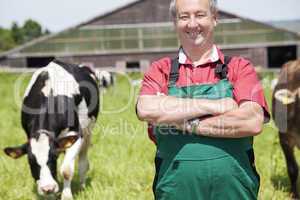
[136,95,231,124]
[184,101,264,138]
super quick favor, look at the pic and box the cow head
[272,60,300,132]
[3,130,78,196]
[97,71,114,88]
[273,88,300,132]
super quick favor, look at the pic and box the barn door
[267,45,297,68]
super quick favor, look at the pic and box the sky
[1,0,300,32]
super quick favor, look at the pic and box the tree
[22,19,42,42]
[11,22,24,44]
[0,19,50,52]
[0,27,16,52]
[44,28,51,35]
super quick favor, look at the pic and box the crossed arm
[136,95,264,138]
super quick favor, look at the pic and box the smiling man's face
[175,0,217,50]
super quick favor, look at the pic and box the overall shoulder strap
[169,57,179,86]
[170,56,232,83]
[215,56,231,79]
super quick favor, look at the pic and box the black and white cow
[4,60,99,200]
[98,70,114,88]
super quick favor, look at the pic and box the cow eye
[49,147,58,157]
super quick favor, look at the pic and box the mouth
[186,31,202,39]
[37,180,59,196]
[186,31,205,45]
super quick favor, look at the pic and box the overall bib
[153,57,260,200]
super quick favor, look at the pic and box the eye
[196,13,206,19]
[178,15,189,21]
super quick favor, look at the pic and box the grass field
[0,72,298,200]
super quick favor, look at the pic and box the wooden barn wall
[1,47,268,69]
[57,51,177,70]
[250,47,268,67]
[1,58,27,68]
[222,47,267,67]
[56,47,267,72]
[85,0,237,26]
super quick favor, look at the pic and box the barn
[270,19,300,35]
[0,0,300,71]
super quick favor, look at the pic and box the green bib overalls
[153,57,260,200]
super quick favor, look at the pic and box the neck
[182,42,214,65]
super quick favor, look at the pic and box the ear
[214,20,217,27]
[56,135,79,150]
[212,10,218,25]
[4,143,28,159]
[274,89,296,105]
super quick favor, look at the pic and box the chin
[189,41,205,49]
[195,36,205,45]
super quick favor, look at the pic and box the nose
[187,16,198,28]
[41,184,57,194]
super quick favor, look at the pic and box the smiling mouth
[187,31,202,39]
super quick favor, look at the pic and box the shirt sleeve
[232,58,270,122]
[138,61,169,144]
[139,61,168,96]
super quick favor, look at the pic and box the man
[136,0,269,199]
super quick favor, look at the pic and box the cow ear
[274,89,296,105]
[57,135,79,150]
[4,143,28,159]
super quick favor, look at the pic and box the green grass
[0,72,297,199]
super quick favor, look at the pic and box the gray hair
[169,0,218,20]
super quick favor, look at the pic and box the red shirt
[139,46,270,142]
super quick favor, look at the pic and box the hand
[217,98,238,114]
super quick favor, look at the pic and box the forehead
[176,0,210,13]
[30,134,50,165]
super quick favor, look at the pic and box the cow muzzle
[37,180,59,195]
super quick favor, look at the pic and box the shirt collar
[178,45,222,66]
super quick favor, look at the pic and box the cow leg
[279,133,299,199]
[60,137,83,200]
[78,128,91,189]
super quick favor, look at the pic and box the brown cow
[272,59,300,199]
